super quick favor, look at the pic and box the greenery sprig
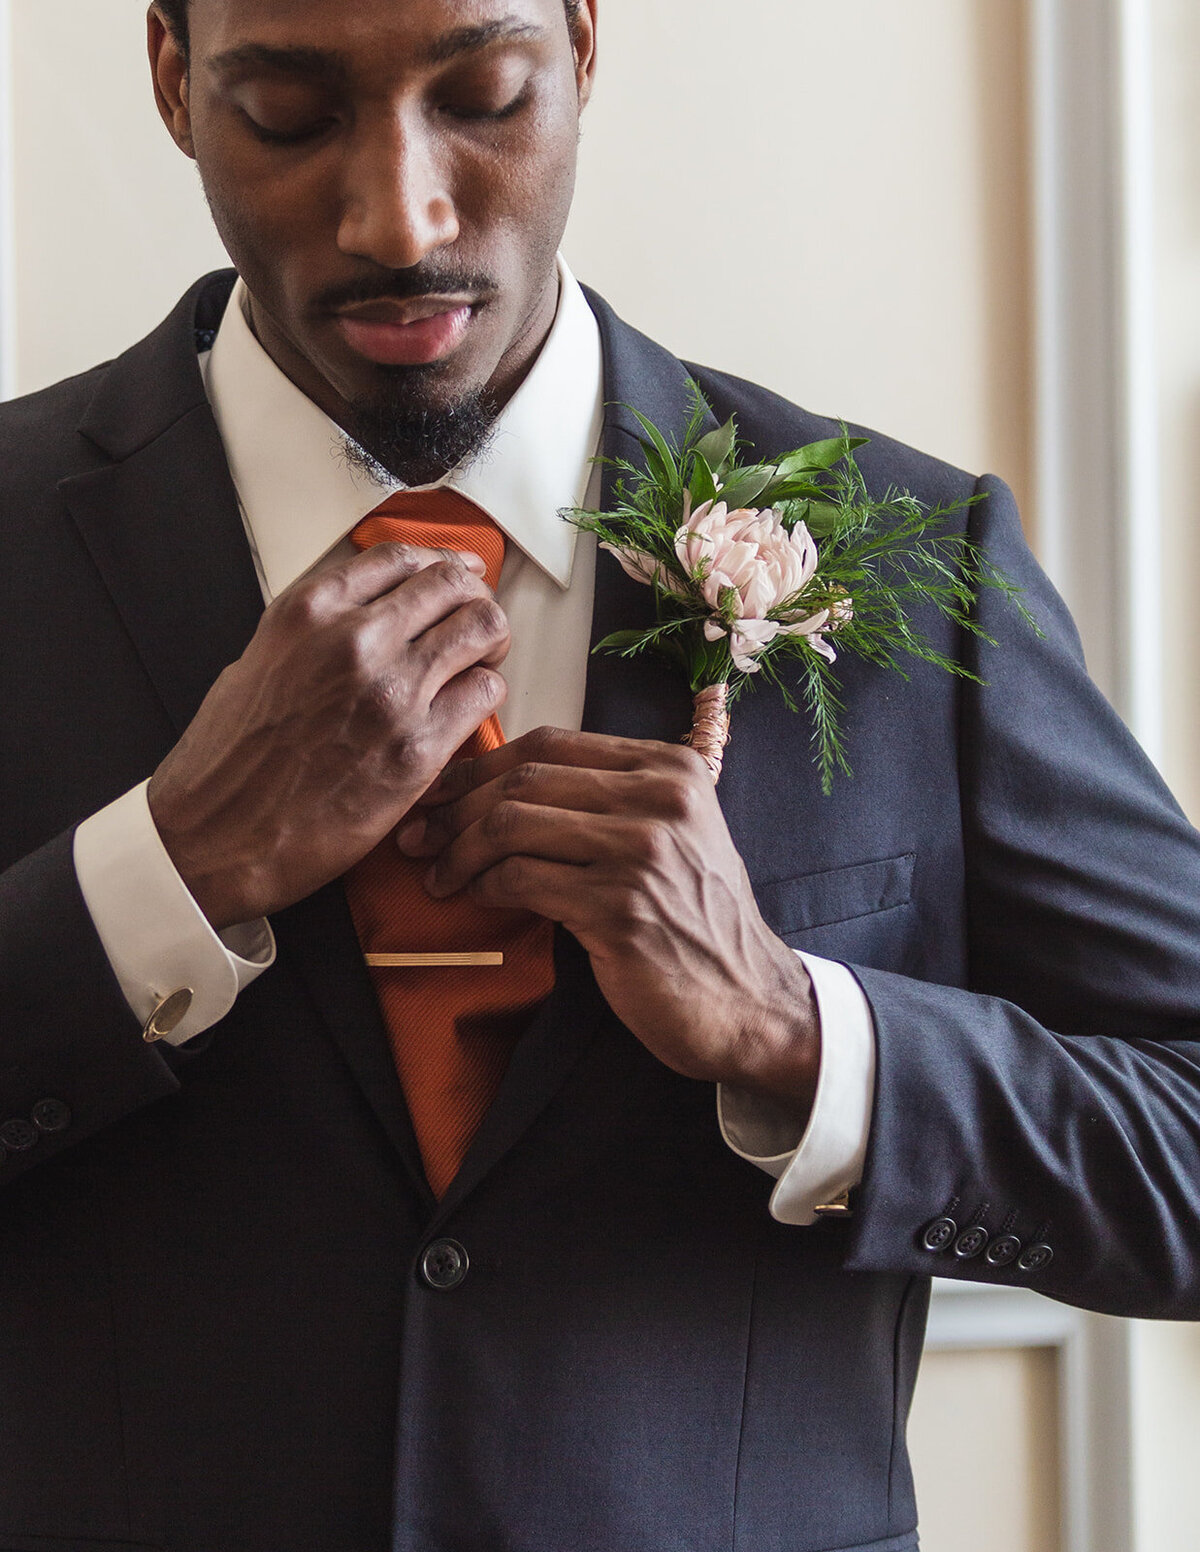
[563,382,1037,792]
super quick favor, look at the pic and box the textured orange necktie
[343,489,556,1197]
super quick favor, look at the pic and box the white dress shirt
[72,259,874,1224]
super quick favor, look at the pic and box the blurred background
[1,3,1197,1548]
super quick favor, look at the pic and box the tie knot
[351,488,506,591]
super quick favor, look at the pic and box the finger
[397,762,637,857]
[307,541,486,610]
[413,596,512,694]
[422,803,631,898]
[364,556,502,643]
[464,854,593,926]
[424,726,703,806]
[424,665,509,755]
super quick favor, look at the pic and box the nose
[336,110,460,271]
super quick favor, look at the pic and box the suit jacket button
[954,1225,989,1259]
[420,1239,469,1291]
[31,1099,72,1135]
[1018,1242,1054,1273]
[921,1217,958,1252]
[1,1118,39,1153]
[985,1234,1022,1268]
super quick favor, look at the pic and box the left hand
[395,727,820,1115]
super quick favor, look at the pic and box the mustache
[315,267,500,313]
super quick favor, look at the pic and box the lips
[333,301,475,367]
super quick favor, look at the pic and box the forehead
[188,0,566,65]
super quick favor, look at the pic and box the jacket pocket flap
[754,853,915,935]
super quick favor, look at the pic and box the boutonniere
[564,383,1037,792]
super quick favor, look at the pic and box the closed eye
[442,88,532,123]
[242,112,338,146]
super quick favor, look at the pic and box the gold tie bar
[364,952,505,969]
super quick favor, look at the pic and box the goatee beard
[339,370,500,487]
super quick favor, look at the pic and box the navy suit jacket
[1,271,1199,1552]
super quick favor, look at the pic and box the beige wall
[566,0,1033,517]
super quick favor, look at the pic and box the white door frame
[0,0,15,399]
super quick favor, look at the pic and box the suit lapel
[435,291,719,1212]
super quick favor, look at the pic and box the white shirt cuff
[73,781,275,1046]
[718,951,876,1226]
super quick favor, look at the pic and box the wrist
[724,935,821,1117]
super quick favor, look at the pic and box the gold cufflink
[142,988,195,1043]
[364,953,505,969]
[813,1190,854,1218]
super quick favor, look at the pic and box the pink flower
[678,497,836,672]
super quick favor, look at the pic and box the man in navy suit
[0,1,1198,1548]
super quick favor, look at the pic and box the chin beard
[339,368,500,487]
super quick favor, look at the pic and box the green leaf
[715,465,776,510]
[775,436,866,476]
[695,417,737,473]
[689,454,719,509]
[629,407,679,488]
[801,501,844,537]
[593,629,651,655]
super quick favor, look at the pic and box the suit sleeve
[841,474,1200,1318]
[0,827,183,1182]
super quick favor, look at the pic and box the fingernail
[394,817,426,853]
[462,552,486,575]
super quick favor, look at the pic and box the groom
[0,0,1198,1548]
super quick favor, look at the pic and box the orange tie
[343,489,556,1197]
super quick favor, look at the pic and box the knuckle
[466,596,508,641]
[482,800,521,845]
[525,725,566,760]
[501,762,540,798]
[495,855,528,898]
[661,774,702,823]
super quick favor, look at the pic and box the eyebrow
[424,19,549,65]
[207,45,350,85]
[207,20,548,82]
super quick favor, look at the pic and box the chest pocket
[752,852,915,951]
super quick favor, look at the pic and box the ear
[147,4,195,158]
[572,1,598,110]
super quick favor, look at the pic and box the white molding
[0,0,14,400]
[926,1285,1135,1552]
[1030,0,1163,760]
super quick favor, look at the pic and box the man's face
[151,0,596,477]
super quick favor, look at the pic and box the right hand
[147,542,510,930]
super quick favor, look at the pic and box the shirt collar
[205,256,604,599]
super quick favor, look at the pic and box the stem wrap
[685,682,731,784]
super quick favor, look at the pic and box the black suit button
[31,1099,72,1135]
[420,1239,469,1291]
[1018,1242,1054,1274]
[921,1217,958,1252]
[954,1225,989,1260]
[1,1118,39,1153]
[985,1234,1022,1268]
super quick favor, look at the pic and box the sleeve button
[985,1234,1022,1268]
[921,1216,958,1252]
[1018,1242,1055,1273]
[31,1099,72,1135]
[954,1225,989,1259]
